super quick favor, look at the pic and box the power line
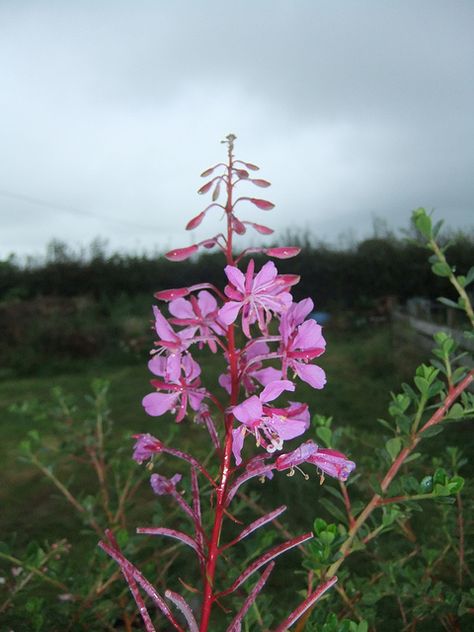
[0,188,163,232]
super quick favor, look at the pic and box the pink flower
[132,433,164,463]
[280,299,327,389]
[231,380,309,465]
[276,440,356,481]
[152,306,197,381]
[168,290,225,353]
[143,355,206,422]
[218,340,281,395]
[218,260,294,337]
[150,473,182,495]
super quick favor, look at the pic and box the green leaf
[432,262,452,277]
[438,297,462,310]
[319,498,348,524]
[447,476,464,494]
[433,467,447,485]
[420,425,444,438]
[465,266,474,287]
[316,426,332,447]
[412,208,432,238]
[385,437,402,461]
[414,376,429,396]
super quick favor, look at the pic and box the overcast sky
[1,0,473,259]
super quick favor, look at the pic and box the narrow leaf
[222,506,287,551]
[165,590,199,632]
[218,532,313,597]
[137,527,204,562]
[273,576,338,632]
[226,562,275,632]
[191,468,205,562]
[99,536,185,632]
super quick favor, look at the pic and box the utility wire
[0,188,163,232]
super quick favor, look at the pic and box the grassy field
[0,325,418,542]
[2,323,472,630]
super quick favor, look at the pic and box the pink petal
[148,355,167,377]
[294,363,327,389]
[232,426,246,466]
[218,372,231,394]
[142,392,179,416]
[166,354,182,382]
[252,261,278,291]
[293,320,326,351]
[197,290,217,316]
[153,306,177,341]
[218,301,242,325]
[182,355,201,381]
[269,417,307,441]
[252,367,282,386]
[189,390,206,411]
[224,265,246,294]
[233,395,263,425]
[169,298,195,319]
[260,380,295,403]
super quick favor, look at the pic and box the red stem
[199,136,239,631]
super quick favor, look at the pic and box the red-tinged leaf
[137,527,204,562]
[186,212,206,230]
[235,169,249,179]
[212,181,221,201]
[198,181,213,195]
[232,216,247,235]
[265,247,301,259]
[165,245,198,261]
[250,178,271,188]
[243,162,259,171]
[154,287,190,301]
[246,222,274,235]
[191,469,205,564]
[273,576,338,632]
[104,532,156,632]
[249,198,275,211]
[222,506,287,551]
[99,534,185,632]
[226,562,275,632]
[218,532,313,597]
[165,590,199,632]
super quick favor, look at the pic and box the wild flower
[100,134,355,631]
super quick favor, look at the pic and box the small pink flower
[150,473,182,495]
[276,440,356,481]
[143,355,206,422]
[152,306,197,381]
[231,380,309,464]
[219,340,281,395]
[132,433,164,463]
[280,299,327,389]
[169,290,225,353]
[218,260,294,337]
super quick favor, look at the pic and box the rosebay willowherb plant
[99,134,356,631]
